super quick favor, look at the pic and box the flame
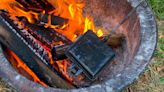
[5,48,48,87]
[49,0,104,41]
[97,29,104,37]
[56,60,85,82]
[0,0,38,23]
[56,60,73,82]
[0,0,104,40]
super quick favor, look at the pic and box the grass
[148,0,164,20]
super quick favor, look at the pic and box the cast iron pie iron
[53,0,145,80]
[65,30,115,80]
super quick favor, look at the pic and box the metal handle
[103,0,146,42]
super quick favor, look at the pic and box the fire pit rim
[0,0,157,92]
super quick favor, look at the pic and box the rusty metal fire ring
[0,0,157,92]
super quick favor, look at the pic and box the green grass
[160,77,164,85]
[154,36,164,58]
[148,0,164,20]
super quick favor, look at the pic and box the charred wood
[19,17,72,48]
[52,44,70,60]
[38,13,68,26]
[15,0,54,12]
[106,34,125,48]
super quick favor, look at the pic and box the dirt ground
[0,21,163,92]
[0,78,17,92]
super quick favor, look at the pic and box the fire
[0,0,104,41]
[48,0,103,41]
[0,0,38,23]
[56,60,73,82]
[4,48,48,87]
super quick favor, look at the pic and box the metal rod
[103,0,146,42]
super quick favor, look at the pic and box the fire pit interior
[0,0,157,92]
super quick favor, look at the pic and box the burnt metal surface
[66,30,115,80]
[0,11,74,89]
[0,0,157,92]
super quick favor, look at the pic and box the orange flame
[0,0,39,23]
[56,60,73,82]
[0,0,104,41]
[48,0,104,41]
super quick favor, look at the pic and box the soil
[0,78,17,92]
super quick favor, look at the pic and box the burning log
[38,13,68,26]
[52,45,70,60]
[15,0,54,12]
[105,34,125,48]
[19,17,72,48]
[0,11,75,89]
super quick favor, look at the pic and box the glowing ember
[56,60,73,82]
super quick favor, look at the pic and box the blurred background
[0,0,164,92]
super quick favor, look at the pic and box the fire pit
[0,0,157,92]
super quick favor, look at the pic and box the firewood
[19,17,72,48]
[15,0,54,12]
[38,13,68,26]
[106,34,125,48]
[52,44,70,60]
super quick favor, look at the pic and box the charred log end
[38,14,68,26]
[15,0,54,12]
[52,45,69,60]
[106,34,126,48]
